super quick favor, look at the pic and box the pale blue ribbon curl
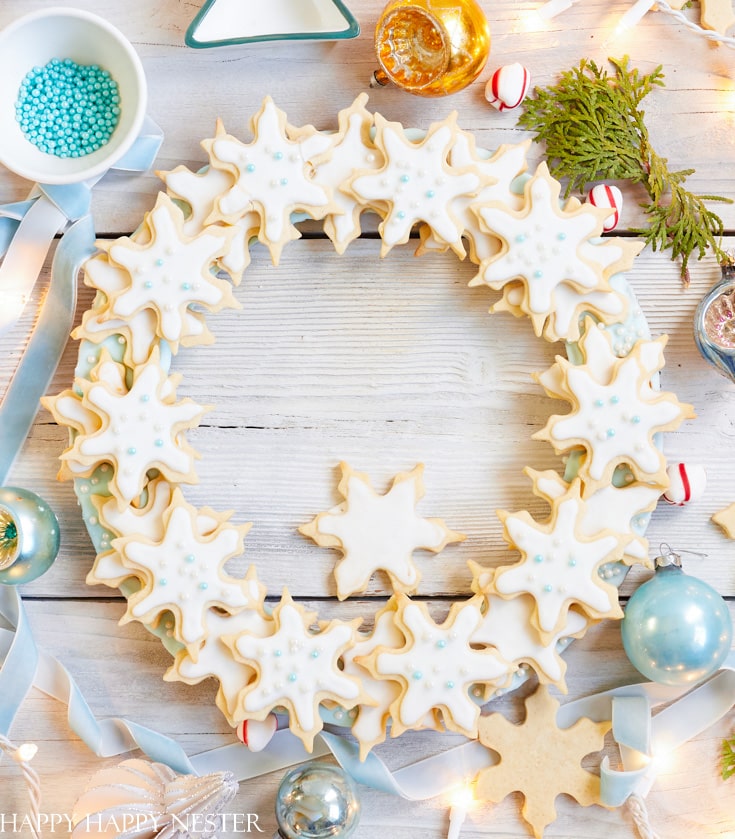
[0,116,163,486]
[0,578,733,807]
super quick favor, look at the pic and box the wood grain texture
[0,0,733,837]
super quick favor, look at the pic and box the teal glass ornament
[0,487,60,585]
[274,762,360,839]
[621,547,732,686]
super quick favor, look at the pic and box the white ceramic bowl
[0,7,147,185]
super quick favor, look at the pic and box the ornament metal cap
[654,544,683,569]
[653,543,707,570]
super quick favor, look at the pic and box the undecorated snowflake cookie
[475,684,611,838]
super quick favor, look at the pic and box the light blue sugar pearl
[14,57,121,159]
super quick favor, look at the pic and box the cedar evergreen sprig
[517,56,732,282]
[724,734,735,780]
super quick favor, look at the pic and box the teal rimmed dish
[185,0,359,49]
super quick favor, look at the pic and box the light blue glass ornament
[274,761,360,839]
[621,547,732,686]
[0,487,60,584]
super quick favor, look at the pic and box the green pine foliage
[723,734,735,780]
[518,56,731,281]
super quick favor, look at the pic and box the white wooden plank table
[0,0,733,837]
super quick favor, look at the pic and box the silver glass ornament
[694,260,735,382]
[621,547,732,686]
[274,762,360,839]
[0,487,60,584]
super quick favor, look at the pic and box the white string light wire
[654,0,735,48]
[0,734,42,839]
[626,793,662,839]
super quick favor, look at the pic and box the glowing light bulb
[612,0,657,37]
[447,785,475,839]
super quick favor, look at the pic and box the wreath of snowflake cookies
[45,93,695,759]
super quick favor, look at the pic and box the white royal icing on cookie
[341,603,408,756]
[470,585,588,688]
[75,255,170,366]
[232,595,360,746]
[300,463,463,599]
[374,598,510,735]
[475,163,612,327]
[207,98,332,260]
[88,476,176,586]
[527,468,660,566]
[495,482,624,639]
[349,114,480,255]
[446,133,528,263]
[310,94,384,254]
[543,353,687,483]
[166,583,272,725]
[161,164,258,283]
[107,195,236,346]
[71,351,208,509]
[117,494,256,646]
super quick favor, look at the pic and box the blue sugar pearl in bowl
[16,58,121,159]
[0,8,147,185]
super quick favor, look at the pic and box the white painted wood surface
[0,0,734,837]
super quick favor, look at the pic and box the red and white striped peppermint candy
[587,183,623,231]
[485,63,531,112]
[663,462,707,506]
[236,714,278,751]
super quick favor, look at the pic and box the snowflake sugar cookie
[362,595,512,738]
[61,348,209,510]
[534,323,695,495]
[493,479,628,643]
[309,94,385,254]
[473,163,619,335]
[299,462,464,599]
[164,570,272,727]
[417,132,529,270]
[97,193,237,350]
[114,489,258,648]
[475,684,611,838]
[348,113,480,256]
[227,591,364,750]
[203,97,335,264]
[526,468,660,568]
[340,597,435,759]
[158,163,259,284]
[469,562,589,691]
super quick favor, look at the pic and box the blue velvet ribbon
[1,578,733,805]
[0,116,163,487]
